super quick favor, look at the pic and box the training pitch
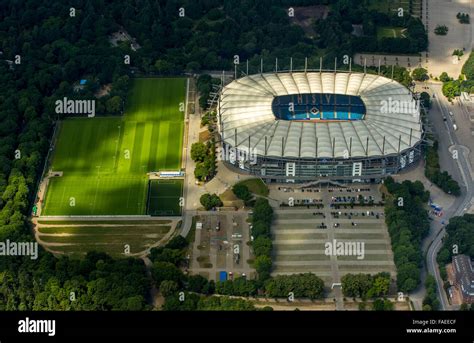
[147,179,184,216]
[42,78,186,216]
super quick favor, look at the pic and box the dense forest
[0,0,428,310]
[0,252,150,310]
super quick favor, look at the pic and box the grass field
[37,219,171,225]
[377,26,406,39]
[147,179,183,216]
[42,78,186,216]
[37,224,172,257]
[234,178,269,196]
[43,174,148,215]
[38,225,171,235]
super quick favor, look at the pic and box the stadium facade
[218,71,423,183]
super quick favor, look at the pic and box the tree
[437,214,474,265]
[439,72,452,83]
[434,25,448,35]
[423,275,440,310]
[199,94,209,109]
[149,248,183,265]
[341,273,374,298]
[159,280,179,297]
[420,92,431,109]
[253,255,272,280]
[232,183,252,202]
[187,275,210,294]
[199,193,222,210]
[384,179,429,293]
[166,235,188,250]
[194,162,208,181]
[162,292,200,311]
[453,49,464,58]
[251,221,271,239]
[192,142,216,182]
[154,59,173,74]
[151,261,184,287]
[412,68,429,81]
[197,296,256,311]
[252,236,272,257]
[203,280,216,295]
[397,263,420,292]
[372,298,393,311]
[105,96,122,113]
[253,198,273,225]
[190,142,207,162]
[370,273,391,297]
[185,61,201,73]
[461,51,474,79]
[264,273,324,299]
[457,13,470,24]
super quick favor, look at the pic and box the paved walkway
[423,0,472,77]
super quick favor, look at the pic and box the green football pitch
[147,179,184,216]
[42,78,186,216]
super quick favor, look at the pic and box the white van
[453,124,458,131]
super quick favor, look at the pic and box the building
[218,71,423,183]
[452,254,474,304]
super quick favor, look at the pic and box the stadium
[218,71,423,183]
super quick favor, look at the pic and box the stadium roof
[219,72,423,159]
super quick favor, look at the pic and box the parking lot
[269,184,396,293]
[189,212,255,281]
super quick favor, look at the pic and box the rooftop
[219,72,423,159]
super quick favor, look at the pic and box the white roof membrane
[219,72,422,159]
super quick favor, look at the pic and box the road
[416,82,474,310]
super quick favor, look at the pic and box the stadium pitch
[42,78,186,216]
